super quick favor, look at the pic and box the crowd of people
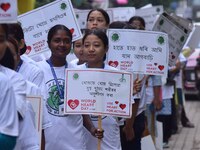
[0,5,195,150]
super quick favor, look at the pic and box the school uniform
[38,60,85,150]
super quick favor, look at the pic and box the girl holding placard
[37,24,102,150]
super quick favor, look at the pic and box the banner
[18,0,82,57]
[64,68,133,118]
[27,95,43,148]
[107,29,169,76]
[107,7,135,21]
[0,0,17,23]
[135,5,163,30]
[152,12,191,66]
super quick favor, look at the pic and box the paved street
[166,96,200,150]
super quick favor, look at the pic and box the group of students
[0,6,193,150]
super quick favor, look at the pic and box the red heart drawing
[115,101,119,104]
[68,99,79,110]
[70,28,74,35]
[25,46,32,54]
[119,104,126,110]
[172,55,175,59]
[154,63,158,66]
[0,3,10,12]
[108,61,119,68]
[158,65,164,71]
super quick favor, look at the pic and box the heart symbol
[172,55,175,59]
[115,101,119,104]
[158,65,164,71]
[0,3,10,12]
[70,28,74,35]
[68,99,79,110]
[108,61,119,68]
[25,46,32,54]
[119,104,126,110]
[154,63,157,66]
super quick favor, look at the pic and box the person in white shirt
[7,23,45,88]
[0,24,19,149]
[38,24,102,150]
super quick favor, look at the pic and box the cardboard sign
[107,29,169,76]
[0,0,17,23]
[18,0,82,57]
[152,12,191,66]
[75,9,113,29]
[64,68,133,118]
[135,5,164,30]
[107,7,135,21]
[26,95,43,147]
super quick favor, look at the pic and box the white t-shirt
[0,72,19,137]
[77,63,122,150]
[18,59,44,88]
[37,60,85,150]
[0,65,27,118]
[69,58,79,68]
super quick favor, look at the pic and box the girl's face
[0,26,7,60]
[49,29,72,59]
[73,39,84,60]
[130,20,144,30]
[87,10,108,30]
[83,34,107,65]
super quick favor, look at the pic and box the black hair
[0,24,9,39]
[109,21,127,29]
[8,36,19,54]
[7,23,27,55]
[47,24,72,43]
[83,29,108,49]
[128,16,146,29]
[86,8,110,25]
[0,47,15,70]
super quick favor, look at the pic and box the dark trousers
[157,115,172,143]
[120,112,145,150]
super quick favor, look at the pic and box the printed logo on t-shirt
[46,79,65,117]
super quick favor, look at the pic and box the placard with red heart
[68,99,79,110]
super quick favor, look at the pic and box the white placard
[75,9,113,29]
[107,29,169,76]
[153,12,191,66]
[0,0,17,23]
[27,95,43,148]
[135,5,164,30]
[185,25,200,49]
[18,0,82,57]
[107,7,135,21]
[64,69,133,118]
